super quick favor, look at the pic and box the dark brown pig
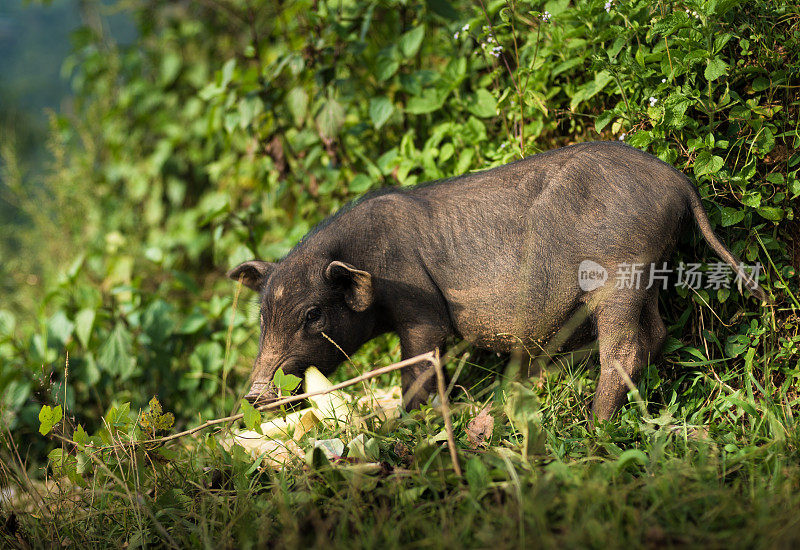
[228,141,766,420]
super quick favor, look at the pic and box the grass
[2,326,800,549]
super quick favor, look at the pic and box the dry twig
[55,351,438,452]
[433,350,462,477]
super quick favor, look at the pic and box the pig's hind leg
[591,291,666,420]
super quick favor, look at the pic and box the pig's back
[406,141,690,348]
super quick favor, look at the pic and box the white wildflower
[605,1,612,12]
[462,23,470,32]
[661,78,667,83]
[619,133,626,141]
[454,31,460,39]
[649,96,658,106]
[542,11,552,21]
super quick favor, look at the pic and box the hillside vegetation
[1,0,799,547]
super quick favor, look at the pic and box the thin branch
[56,351,437,452]
[433,349,462,477]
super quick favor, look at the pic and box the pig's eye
[304,306,323,325]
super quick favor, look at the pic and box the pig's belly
[443,286,570,353]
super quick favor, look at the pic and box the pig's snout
[244,382,277,407]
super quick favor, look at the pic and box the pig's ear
[227,260,275,291]
[325,261,373,312]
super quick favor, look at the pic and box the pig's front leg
[398,323,448,411]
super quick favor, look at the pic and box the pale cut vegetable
[356,385,403,421]
[256,409,307,439]
[220,434,304,468]
[292,409,320,441]
[314,438,345,459]
[304,366,351,425]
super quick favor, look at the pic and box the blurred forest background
[1,0,799,546]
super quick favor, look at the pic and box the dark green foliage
[0,0,799,546]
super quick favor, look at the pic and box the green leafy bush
[1,0,800,546]
[1,0,797,470]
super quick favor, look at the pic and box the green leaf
[189,342,224,374]
[463,116,486,143]
[752,77,770,92]
[179,312,207,334]
[48,310,74,347]
[662,337,684,355]
[713,33,733,54]
[425,0,458,20]
[73,424,90,446]
[756,206,784,222]
[221,58,236,86]
[74,308,95,348]
[98,323,136,379]
[139,396,175,433]
[504,382,545,459]
[790,176,800,198]
[238,96,262,128]
[47,448,72,476]
[273,367,301,395]
[316,99,345,140]
[704,57,728,82]
[141,300,174,346]
[223,112,240,134]
[349,174,373,193]
[399,26,425,58]
[106,402,132,431]
[160,52,181,85]
[595,111,613,133]
[346,434,380,461]
[724,396,758,418]
[241,399,262,433]
[725,338,748,358]
[377,148,399,174]
[440,142,454,162]
[369,97,394,129]
[0,309,16,337]
[441,58,466,89]
[569,71,613,111]
[651,11,689,37]
[693,151,724,177]
[742,191,761,208]
[719,206,745,227]
[376,47,400,82]
[39,405,63,435]
[468,89,497,118]
[286,87,309,124]
[712,0,745,17]
[198,191,230,224]
[406,88,448,114]
[465,457,489,495]
[663,93,692,130]
[615,449,648,472]
[627,131,653,149]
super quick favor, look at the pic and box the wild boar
[228,141,766,420]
